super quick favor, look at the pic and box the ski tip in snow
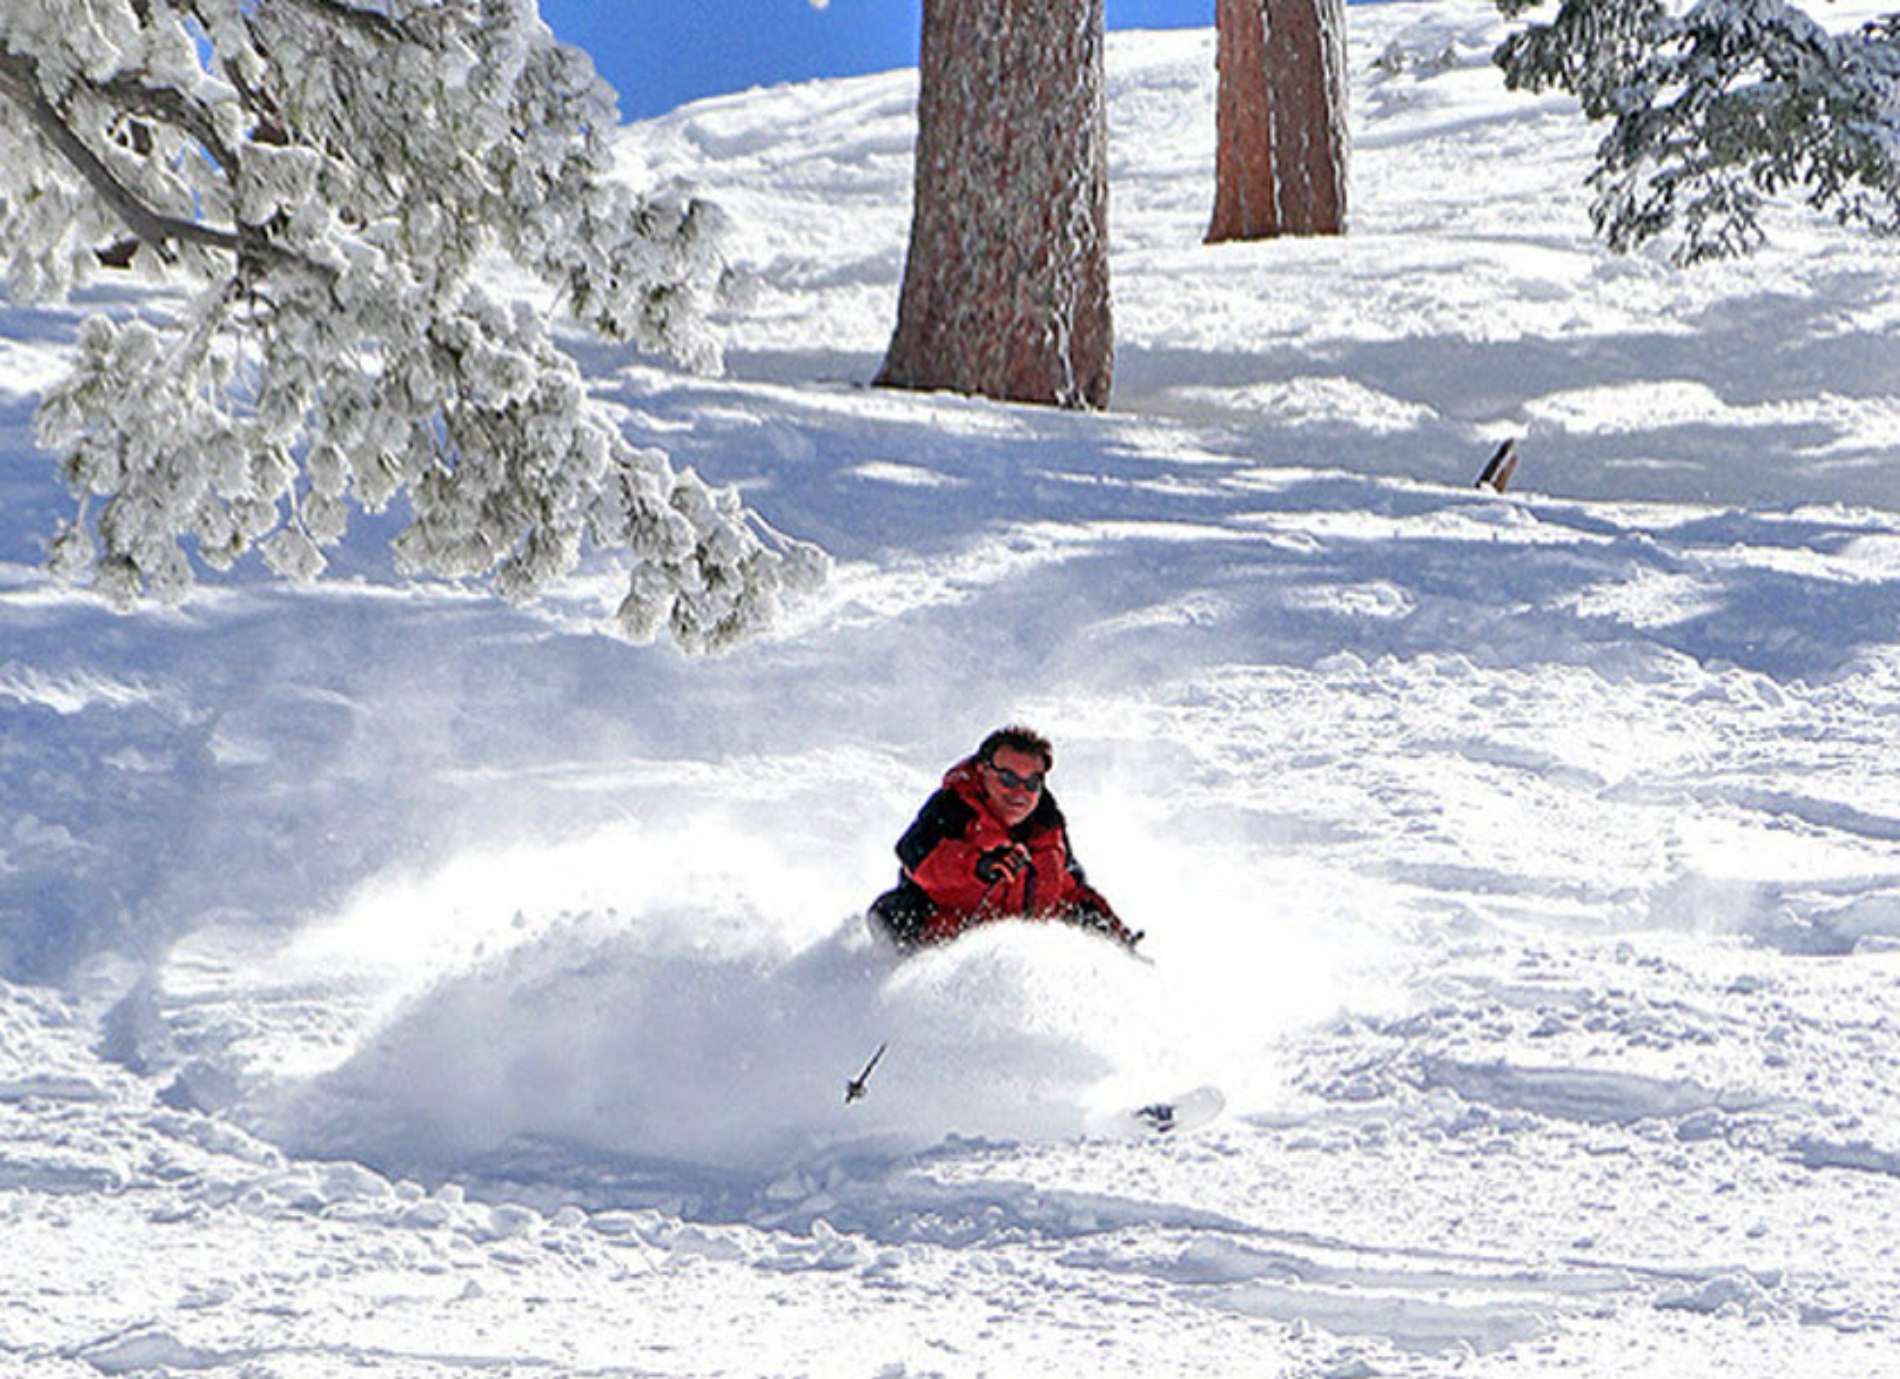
[1104,1084,1226,1138]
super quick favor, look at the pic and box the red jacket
[886,757,1125,946]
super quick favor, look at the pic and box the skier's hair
[978,725,1054,772]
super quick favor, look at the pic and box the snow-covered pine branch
[0,0,824,650]
[1495,0,1900,263]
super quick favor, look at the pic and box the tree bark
[1208,0,1349,242]
[877,0,1113,410]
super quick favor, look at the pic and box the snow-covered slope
[4,4,1900,1375]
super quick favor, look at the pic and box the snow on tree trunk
[1208,0,1350,242]
[877,0,1114,410]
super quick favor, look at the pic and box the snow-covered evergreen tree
[0,0,822,650]
[1496,0,1900,263]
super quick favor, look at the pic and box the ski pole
[844,1041,887,1104]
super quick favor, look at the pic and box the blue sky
[540,1,1227,121]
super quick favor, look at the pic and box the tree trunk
[877,0,1113,410]
[1208,0,1349,242]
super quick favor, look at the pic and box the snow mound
[221,880,1340,1189]
[122,806,1368,1195]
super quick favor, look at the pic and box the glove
[976,844,1028,884]
[1072,893,1142,949]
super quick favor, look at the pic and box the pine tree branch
[0,45,239,259]
[92,72,240,171]
[0,43,335,284]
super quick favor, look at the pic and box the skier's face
[981,746,1046,827]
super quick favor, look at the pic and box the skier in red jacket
[869,726,1140,951]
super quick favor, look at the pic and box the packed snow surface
[5,4,1900,1376]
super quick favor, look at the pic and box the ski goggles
[985,763,1045,793]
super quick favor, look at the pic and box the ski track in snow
[5,4,1900,1376]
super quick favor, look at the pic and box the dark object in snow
[1135,1101,1179,1132]
[1127,1085,1227,1136]
[845,1041,888,1104]
[1476,438,1520,494]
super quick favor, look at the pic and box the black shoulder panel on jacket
[897,788,975,871]
[1022,789,1065,837]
